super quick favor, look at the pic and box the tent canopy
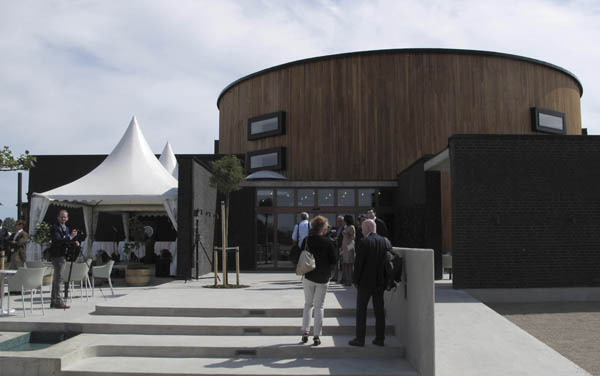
[159,141,178,178]
[29,116,179,257]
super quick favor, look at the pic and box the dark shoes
[313,336,321,346]
[50,301,70,309]
[348,338,364,347]
[372,338,385,347]
[301,332,309,343]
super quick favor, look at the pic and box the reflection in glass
[337,189,355,206]
[297,189,315,207]
[277,214,295,262]
[318,189,334,207]
[358,188,376,207]
[276,189,294,207]
[250,153,278,169]
[256,214,273,264]
[250,117,278,135]
[320,213,337,234]
[257,189,274,207]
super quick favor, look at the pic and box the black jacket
[50,223,72,258]
[301,235,337,284]
[374,217,389,238]
[353,232,390,288]
[0,227,8,250]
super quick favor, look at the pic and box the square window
[337,189,355,206]
[318,189,334,207]
[276,189,294,207]
[297,189,315,207]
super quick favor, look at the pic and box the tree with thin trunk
[209,155,244,285]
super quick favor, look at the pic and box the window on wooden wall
[531,107,566,135]
[248,111,285,140]
[247,147,286,173]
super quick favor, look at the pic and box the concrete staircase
[59,305,418,376]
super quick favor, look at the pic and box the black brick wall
[450,135,600,288]
[395,157,443,279]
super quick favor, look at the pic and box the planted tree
[209,155,244,286]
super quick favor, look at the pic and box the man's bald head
[362,219,376,236]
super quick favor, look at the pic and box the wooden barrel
[126,265,153,286]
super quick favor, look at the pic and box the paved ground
[0,272,594,375]
[486,302,600,376]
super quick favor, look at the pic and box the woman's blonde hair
[310,215,328,235]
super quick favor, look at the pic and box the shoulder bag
[296,234,316,276]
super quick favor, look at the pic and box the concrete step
[62,356,418,376]
[66,334,406,359]
[0,316,394,336]
[93,305,369,318]
[60,334,413,376]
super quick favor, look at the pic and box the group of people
[293,209,391,347]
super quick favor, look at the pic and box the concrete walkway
[0,272,594,375]
[435,280,590,376]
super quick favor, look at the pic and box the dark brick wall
[450,135,600,288]
[395,157,443,279]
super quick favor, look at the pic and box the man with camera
[50,210,79,309]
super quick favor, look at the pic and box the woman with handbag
[299,215,337,346]
[340,215,356,286]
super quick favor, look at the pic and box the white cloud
[1,0,599,219]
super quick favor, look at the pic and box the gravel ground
[486,302,600,376]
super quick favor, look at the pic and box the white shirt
[292,219,309,247]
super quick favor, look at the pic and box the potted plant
[31,221,52,260]
[125,216,152,286]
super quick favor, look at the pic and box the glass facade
[255,187,393,268]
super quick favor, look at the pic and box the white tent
[159,141,178,178]
[28,116,179,257]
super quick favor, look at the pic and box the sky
[1,0,599,221]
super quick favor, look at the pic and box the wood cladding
[218,51,582,181]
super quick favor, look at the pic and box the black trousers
[355,286,385,342]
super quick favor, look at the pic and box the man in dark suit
[349,219,390,347]
[7,220,29,269]
[50,210,79,309]
[367,209,389,239]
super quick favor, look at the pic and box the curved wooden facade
[218,49,582,181]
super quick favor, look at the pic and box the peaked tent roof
[159,141,178,178]
[35,116,178,205]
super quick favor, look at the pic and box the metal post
[235,247,240,287]
[221,201,227,286]
[213,247,218,287]
[194,210,199,280]
[17,172,22,220]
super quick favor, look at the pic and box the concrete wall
[192,161,217,277]
[384,247,435,376]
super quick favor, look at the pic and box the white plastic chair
[61,262,91,302]
[9,267,46,317]
[25,261,53,286]
[92,260,115,296]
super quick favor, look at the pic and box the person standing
[331,215,345,283]
[300,215,337,346]
[340,215,356,286]
[367,209,389,239]
[7,220,28,269]
[349,219,390,347]
[291,212,310,249]
[49,210,78,309]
